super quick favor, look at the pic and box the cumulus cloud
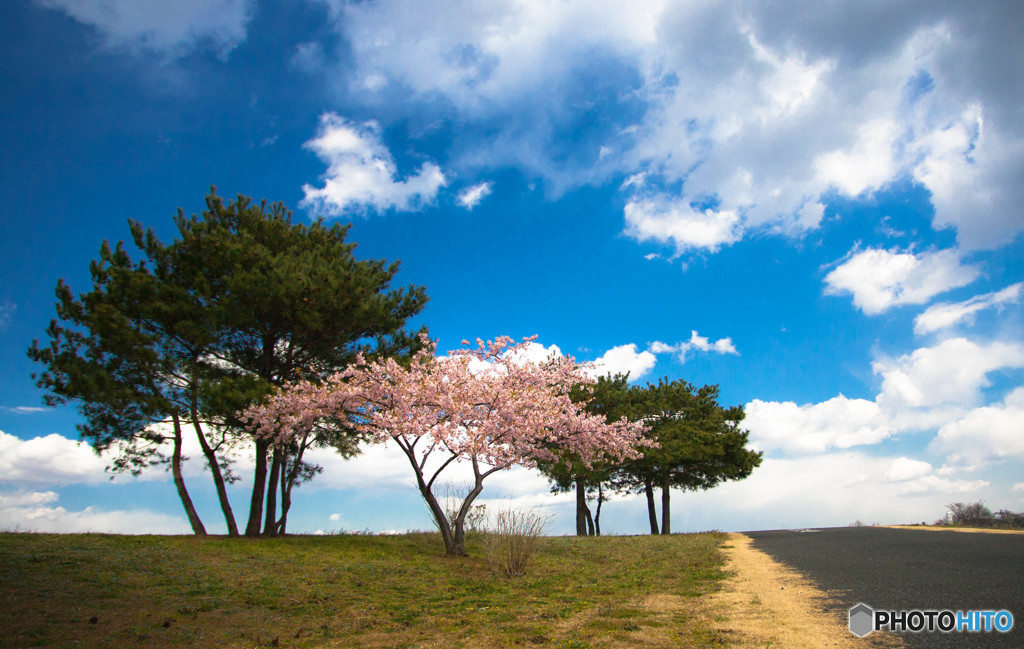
[745,337,1024,455]
[585,343,657,381]
[0,431,112,486]
[873,338,1024,429]
[650,331,738,364]
[0,425,248,488]
[936,387,1024,467]
[745,396,888,454]
[300,113,447,216]
[35,0,253,59]
[914,283,1023,335]
[0,489,188,534]
[456,181,493,210]
[813,119,901,196]
[324,0,1024,251]
[824,247,981,315]
[623,194,742,254]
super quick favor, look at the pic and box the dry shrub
[483,507,549,578]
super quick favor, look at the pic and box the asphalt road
[745,527,1024,648]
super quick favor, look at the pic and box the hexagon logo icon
[849,603,874,638]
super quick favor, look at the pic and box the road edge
[706,532,903,648]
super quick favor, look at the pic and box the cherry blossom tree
[246,335,647,555]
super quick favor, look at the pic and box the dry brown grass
[884,525,1024,535]
[702,533,903,649]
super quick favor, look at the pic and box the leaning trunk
[245,437,270,537]
[422,483,458,554]
[170,413,206,535]
[190,408,238,536]
[277,431,313,536]
[644,477,659,534]
[594,483,603,537]
[660,473,671,535]
[450,467,486,556]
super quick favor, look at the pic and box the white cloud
[300,113,447,216]
[0,406,47,414]
[0,431,113,486]
[824,247,981,315]
[666,453,988,532]
[873,338,1024,428]
[585,344,657,381]
[885,457,933,482]
[623,195,741,254]
[324,1,1024,251]
[650,330,738,364]
[911,104,1024,250]
[745,396,888,455]
[35,0,253,59]
[746,337,1024,455]
[336,0,664,106]
[0,424,253,488]
[914,283,1023,335]
[304,443,419,492]
[813,119,901,196]
[936,387,1024,467]
[0,490,59,507]
[456,181,493,210]
[0,490,188,534]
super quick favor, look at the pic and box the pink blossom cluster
[244,335,646,473]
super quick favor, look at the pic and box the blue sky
[2,0,1023,535]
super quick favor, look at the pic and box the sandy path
[706,532,902,648]
[884,525,1024,535]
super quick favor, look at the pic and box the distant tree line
[28,188,762,548]
[941,501,1024,528]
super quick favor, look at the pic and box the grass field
[0,531,730,648]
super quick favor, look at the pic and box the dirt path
[706,533,901,648]
[884,525,1024,535]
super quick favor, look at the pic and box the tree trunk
[660,473,671,535]
[246,437,270,537]
[575,478,589,536]
[190,408,238,536]
[170,413,206,535]
[594,483,603,537]
[450,466,486,556]
[584,507,595,536]
[277,458,290,535]
[644,477,659,534]
[263,445,282,537]
[277,431,313,536]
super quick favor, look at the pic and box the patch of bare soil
[884,525,1024,535]
[704,533,903,649]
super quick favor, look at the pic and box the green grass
[0,531,729,648]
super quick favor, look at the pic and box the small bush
[483,507,550,578]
